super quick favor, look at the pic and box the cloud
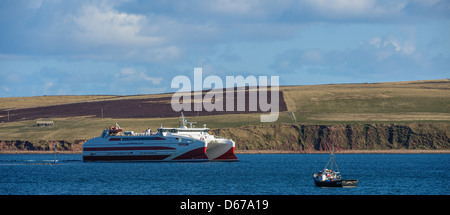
[1,0,449,97]
[108,67,165,95]
[0,60,169,97]
[118,68,163,85]
[69,3,162,47]
[271,32,447,83]
[218,45,242,62]
[305,0,380,17]
[206,0,258,15]
[27,0,43,10]
[296,0,450,21]
[2,0,448,58]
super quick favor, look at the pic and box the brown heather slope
[0,88,287,122]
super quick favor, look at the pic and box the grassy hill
[283,79,450,123]
[0,79,449,152]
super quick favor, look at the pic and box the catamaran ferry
[82,113,238,162]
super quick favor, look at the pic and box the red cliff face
[213,123,450,151]
[0,140,85,152]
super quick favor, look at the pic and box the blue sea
[0,153,448,195]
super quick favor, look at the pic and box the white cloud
[69,3,162,47]
[300,50,324,63]
[208,0,256,15]
[1,85,10,93]
[383,37,415,55]
[306,0,377,15]
[412,0,442,6]
[27,0,43,9]
[369,37,382,48]
[299,0,411,20]
[271,32,424,81]
[120,68,136,76]
[152,46,182,63]
[218,45,242,62]
[119,68,163,85]
[5,0,444,62]
[369,35,416,60]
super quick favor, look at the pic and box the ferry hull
[83,154,171,161]
[206,139,238,162]
[82,137,209,162]
[213,147,238,161]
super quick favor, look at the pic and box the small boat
[313,147,358,188]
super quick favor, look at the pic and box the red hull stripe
[109,137,166,141]
[83,155,170,161]
[173,147,208,160]
[213,147,238,161]
[83,146,175,151]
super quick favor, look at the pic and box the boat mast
[324,146,340,172]
[53,142,57,164]
[324,146,332,171]
[330,146,334,171]
[180,112,187,128]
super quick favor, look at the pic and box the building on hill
[36,120,54,127]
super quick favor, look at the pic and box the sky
[0,0,449,97]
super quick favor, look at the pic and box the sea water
[0,153,448,195]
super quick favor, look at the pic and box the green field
[283,79,450,123]
[0,113,287,141]
[1,79,449,143]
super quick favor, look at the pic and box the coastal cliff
[0,139,84,153]
[2,122,448,153]
[212,122,450,151]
